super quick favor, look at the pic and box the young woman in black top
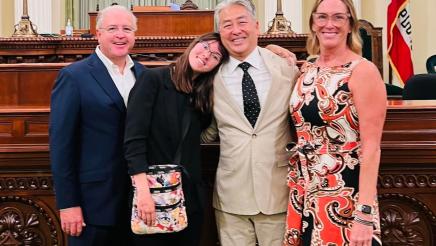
[124,32,228,246]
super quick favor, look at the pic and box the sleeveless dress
[284,59,382,246]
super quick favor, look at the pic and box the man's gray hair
[96,5,137,30]
[214,0,256,30]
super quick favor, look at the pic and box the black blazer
[50,53,145,225]
[124,66,205,214]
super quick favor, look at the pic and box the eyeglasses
[200,41,223,61]
[312,13,350,27]
[99,25,136,34]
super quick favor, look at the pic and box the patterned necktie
[239,62,260,127]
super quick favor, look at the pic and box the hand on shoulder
[264,44,297,67]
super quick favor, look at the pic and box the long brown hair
[171,32,229,113]
[306,0,362,55]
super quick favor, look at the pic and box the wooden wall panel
[0,122,13,137]
[0,73,18,105]
[0,64,64,106]
[89,10,214,36]
[17,72,57,106]
[0,108,49,146]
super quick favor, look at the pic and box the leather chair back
[426,55,436,74]
[402,74,436,100]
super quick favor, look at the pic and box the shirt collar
[226,46,261,73]
[95,46,134,72]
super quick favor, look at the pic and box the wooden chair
[358,19,383,76]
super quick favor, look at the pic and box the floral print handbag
[131,164,188,234]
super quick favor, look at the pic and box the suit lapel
[255,49,282,129]
[88,53,125,112]
[215,67,251,128]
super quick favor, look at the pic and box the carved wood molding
[0,35,309,64]
[0,196,60,245]
[378,174,436,189]
[0,176,52,191]
[379,193,436,245]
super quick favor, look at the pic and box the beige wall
[410,0,436,74]
[53,0,65,33]
[361,0,389,81]
[302,0,316,33]
[0,0,15,37]
[254,0,265,32]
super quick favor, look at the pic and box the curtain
[65,0,74,27]
[73,0,219,29]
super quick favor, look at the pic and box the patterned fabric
[131,164,188,234]
[284,60,382,246]
[239,62,261,127]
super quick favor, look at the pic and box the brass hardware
[266,0,294,35]
[12,0,38,38]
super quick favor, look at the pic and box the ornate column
[264,0,302,34]
[266,0,293,34]
[14,0,52,34]
[12,0,38,37]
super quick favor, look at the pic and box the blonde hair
[306,0,362,55]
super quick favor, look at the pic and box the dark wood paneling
[378,100,436,246]
[89,10,214,36]
[0,64,65,106]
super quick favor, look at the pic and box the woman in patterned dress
[284,0,386,245]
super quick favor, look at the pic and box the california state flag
[387,0,414,84]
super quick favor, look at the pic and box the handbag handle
[173,102,191,164]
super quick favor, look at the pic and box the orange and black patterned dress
[284,60,382,246]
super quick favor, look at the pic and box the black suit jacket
[124,66,205,214]
[50,53,145,225]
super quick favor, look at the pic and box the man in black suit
[49,5,145,246]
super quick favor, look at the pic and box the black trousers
[68,223,131,246]
[129,210,203,246]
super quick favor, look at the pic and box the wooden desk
[89,10,214,36]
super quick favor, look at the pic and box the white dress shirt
[95,46,135,106]
[220,47,272,111]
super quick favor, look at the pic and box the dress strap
[347,57,367,70]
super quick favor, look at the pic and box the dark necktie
[239,62,260,127]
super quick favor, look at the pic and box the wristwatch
[356,204,373,215]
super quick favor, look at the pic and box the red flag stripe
[387,0,409,52]
[387,0,414,84]
[388,27,414,83]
